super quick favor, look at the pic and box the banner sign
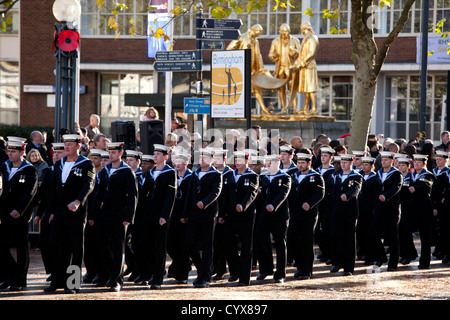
[147,0,169,59]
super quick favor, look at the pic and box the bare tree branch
[0,0,19,15]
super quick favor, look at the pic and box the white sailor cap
[352,151,365,157]
[213,148,228,158]
[52,142,65,151]
[7,136,27,143]
[340,154,354,161]
[234,151,249,160]
[153,144,170,154]
[106,142,124,150]
[435,150,449,159]
[279,145,294,154]
[141,154,155,163]
[173,150,190,162]
[100,150,110,158]
[380,151,394,159]
[333,156,341,162]
[7,140,26,150]
[320,147,335,155]
[244,149,258,156]
[397,157,411,165]
[296,152,313,161]
[62,134,83,143]
[250,156,265,164]
[199,148,215,157]
[413,154,428,161]
[361,156,375,164]
[264,154,281,162]
[125,150,142,159]
[89,148,104,157]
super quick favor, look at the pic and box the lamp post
[52,0,81,142]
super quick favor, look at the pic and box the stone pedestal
[213,115,349,146]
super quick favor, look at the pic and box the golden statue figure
[289,22,319,115]
[268,24,300,114]
[227,24,273,114]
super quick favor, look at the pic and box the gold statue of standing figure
[227,24,272,114]
[290,22,319,115]
[268,24,300,114]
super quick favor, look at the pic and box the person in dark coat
[90,142,138,292]
[329,154,362,276]
[367,151,403,271]
[430,150,449,261]
[315,146,335,262]
[34,143,65,282]
[182,148,223,288]
[128,154,155,284]
[220,151,259,286]
[288,150,324,280]
[356,156,378,262]
[44,134,95,294]
[397,156,417,265]
[141,144,176,289]
[409,154,435,269]
[211,148,233,280]
[167,151,192,284]
[0,138,38,291]
[254,154,291,283]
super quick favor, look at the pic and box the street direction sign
[201,40,225,50]
[196,28,241,40]
[155,50,200,62]
[197,18,243,30]
[184,97,211,114]
[153,60,202,72]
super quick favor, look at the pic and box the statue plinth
[251,114,335,122]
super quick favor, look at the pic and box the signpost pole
[165,0,174,138]
[196,3,204,140]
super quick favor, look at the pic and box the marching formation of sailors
[1,133,450,293]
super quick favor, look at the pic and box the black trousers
[398,206,418,260]
[223,216,255,285]
[50,214,85,288]
[0,220,30,287]
[186,217,216,283]
[96,221,127,286]
[83,222,98,277]
[141,220,168,286]
[39,214,55,275]
[289,212,318,277]
[330,209,357,273]
[412,210,433,267]
[356,209,372,259]
[212,221,227,276]
[167,220,191,281]
[255,216,288,280]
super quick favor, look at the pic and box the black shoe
[177,279,188,284]
[401,258,411,265]
[330,265,341,273]
[299,275,311,280]
[194,280,210,288]
[343,272,353,276]
[124,267,132,276]
[442,256,450,263]
[256,272,272,281]
[212,274,225,281]
[46,275,53,282]
[387,267,397,272]
[43,284,59,292]
[110,283,121,292]
[127,273,138,282]
[418,264,429,269]
[228,275,239,282]
[150,284,161,290]
[64,288,79,294]
[9,286,24,292]
[325,259,333,265]
[374,261,384,267]
[133,275,143,284]
[274,278,285,284]
[237,282,249,286]
[293,270,302,278]
[91,275,100,284]
[82,274,94,283]
[0,280,10,290]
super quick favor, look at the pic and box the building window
[99,73,154,136]
[384,74,446,142]
[0,61,19,125]
[319,75,353,122]
[0,2,19,34]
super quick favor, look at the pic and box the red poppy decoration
[57,30,80,52]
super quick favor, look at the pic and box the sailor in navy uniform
[355,156,378,263]
[367,151,402,271]
[34,143,65,282]
[44,134,95,293]
[397,157,417,265]
[0,138,38,291]
[91,142,138,292]
[212,148,233,280]
[128,154,155,284]
[409,154,435,269]
[221,151,259,286]
[316,146,335,262]
[167,150,192,284]
[254,154,291,283]
[289,150,324,280]
[141,144,176,289]
[123,150,143,278]
[182,148,222,288]
[351,150,365,174]
[329,154,362,276]
[431,150,449,261]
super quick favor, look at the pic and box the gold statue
[227,24,272,114]
[289,22,319,115]
[268,24,300,114]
